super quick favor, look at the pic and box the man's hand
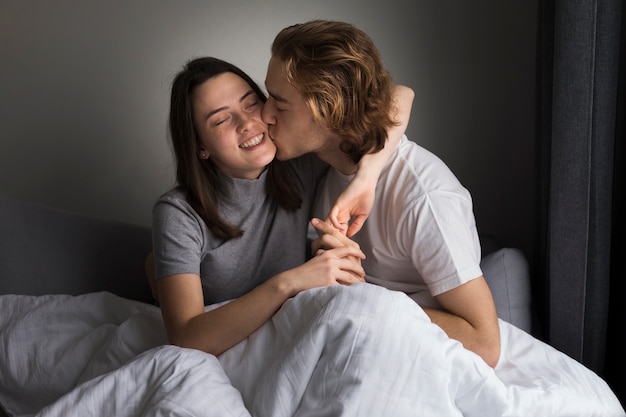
[325,175,375,237]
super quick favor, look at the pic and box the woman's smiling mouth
[239,133,264,149]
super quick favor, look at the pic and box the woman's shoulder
[152,187,209,241]
[154,187,187,207]
[153,187,197,219]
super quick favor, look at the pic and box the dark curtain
[537,0,624,406]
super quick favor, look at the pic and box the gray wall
[0,1,537,260]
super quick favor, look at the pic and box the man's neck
[315,148,357,176]
[310,132,357,174]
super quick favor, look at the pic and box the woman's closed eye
[243,97,260,112]
[213,116,230,126]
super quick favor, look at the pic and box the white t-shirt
[313,136,483,308]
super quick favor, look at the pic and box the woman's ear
[198,148,210,159]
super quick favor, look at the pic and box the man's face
[262,56,327,161]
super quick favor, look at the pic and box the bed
[1,194,624,417]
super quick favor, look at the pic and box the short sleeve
[399,191,482,296]
[152,194,205,279]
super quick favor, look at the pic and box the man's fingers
[345,215,366,237]
[326,207,348,233]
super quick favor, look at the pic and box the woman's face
[192,72,276,180]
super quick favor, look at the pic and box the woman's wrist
[268,272,298,300]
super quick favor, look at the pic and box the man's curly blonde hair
[271,19,398,164]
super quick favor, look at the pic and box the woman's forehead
[192,72,254,110]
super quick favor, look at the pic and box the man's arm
[326,85,414,237]
[424,278,501,367]
[310,219,502,368]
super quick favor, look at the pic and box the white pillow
[481,248,532,333]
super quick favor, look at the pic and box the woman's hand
[288,245,366,289]
[310,217,361,255]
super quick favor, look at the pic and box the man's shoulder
[393,136,445,166]
[382,137,470,203]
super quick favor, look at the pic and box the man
[262,19,501,367]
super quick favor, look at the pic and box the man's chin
[274,149,291,161]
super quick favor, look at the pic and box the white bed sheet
[0,284,623,417]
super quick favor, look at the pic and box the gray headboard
[0,194,154,304]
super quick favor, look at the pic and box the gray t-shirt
[152,155,327,305]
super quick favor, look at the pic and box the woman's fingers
[321,245,365,260]
[311,218,360,252]
[312,233,344,254]
[318,246,365,280]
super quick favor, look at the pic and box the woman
[150,57,412,356]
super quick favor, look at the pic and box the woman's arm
[155,245,366,356]
[326,85,415,237]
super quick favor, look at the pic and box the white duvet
[0,284,623,417]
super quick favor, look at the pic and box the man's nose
[261,100,275,125]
